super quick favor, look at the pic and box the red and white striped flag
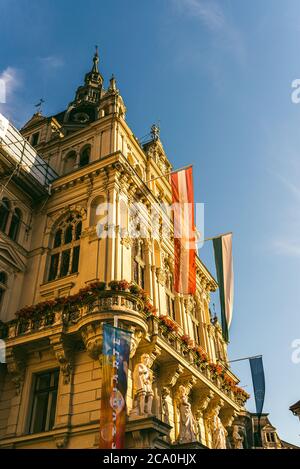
[171,166,196,295]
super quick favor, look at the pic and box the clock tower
[64,46,104,130]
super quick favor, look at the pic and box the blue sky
[1,0,300,445]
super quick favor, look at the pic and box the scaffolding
[0,113,58,196]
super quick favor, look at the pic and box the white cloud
[0,67,21,104]
[272,240,300,257]
[38,55,64,70]
[0,67,23,123]
[173,0,225,32]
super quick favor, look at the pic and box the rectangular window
[48,253,59,281]
[60,249,70,277]
[71,246,80,273]
[29,369,59,434]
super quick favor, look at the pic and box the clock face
[73,112,90,123]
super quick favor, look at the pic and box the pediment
[0,241,26,272]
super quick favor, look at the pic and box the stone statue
[232,425,244,449]
[131,353,154,416]
[208,403,227,449]
[177,385,197,443]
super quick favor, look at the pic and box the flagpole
[229,354,262,363]
[145,164,193,184]
[196,231,232,244]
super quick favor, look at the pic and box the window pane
[0,199,10,232]
[31,132,40,146]
[31,392,49,433]
[64,225,73,244]
[71,246,80,273]
[9,210,21,241]
[49,390,58,430]
[48,253,59,281]
[79,148,90,167]
[36,372,51,391]
[60,250,70,277]
[75,221,82,240]
[30,370,59,434]
[54,229,62,248]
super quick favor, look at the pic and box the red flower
[159,315,179,333]
[181,334,193,346]
[109,280,130,291]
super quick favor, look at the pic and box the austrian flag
[171,166,196,295]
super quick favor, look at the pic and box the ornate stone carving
[156,267,166,286]
[129,327,143,358]
[220,407,237,429]
[161,387,171,424]
[131,353,154,416]
[6,347,25,395]
[120,231,133,249]
[161,364,184,390]
[205,398,227,449]
[176,385,197,444]
[193,389,215,419]
[53,434,69,449]
[50,335,72,385]
[80,323,103,360]
[232,425,244,449]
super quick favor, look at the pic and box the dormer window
[31,132,40,147]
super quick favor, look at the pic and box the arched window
[90,195,106,233]
[132,240,145,289]
[0,271,7,310]
[79,146,90,167]
[0,198,10,233]
[9,208,22,241]
[63,151,76,174]
[48,213,82,281]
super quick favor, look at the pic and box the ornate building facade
[0,50,249,449]
[231,412,299,449]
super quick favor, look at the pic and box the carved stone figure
[232,425,244,449]
[208,404,227,449]
[177,385,197,443]
[131,353,154,416]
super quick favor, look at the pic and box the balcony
[0,280,249,409]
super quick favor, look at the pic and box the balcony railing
[0,280,249,407]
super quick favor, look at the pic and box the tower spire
[83,45,103,87]
[92,45,99,74]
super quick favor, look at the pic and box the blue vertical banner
[99,323,132,449]
[249,356,265,416]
